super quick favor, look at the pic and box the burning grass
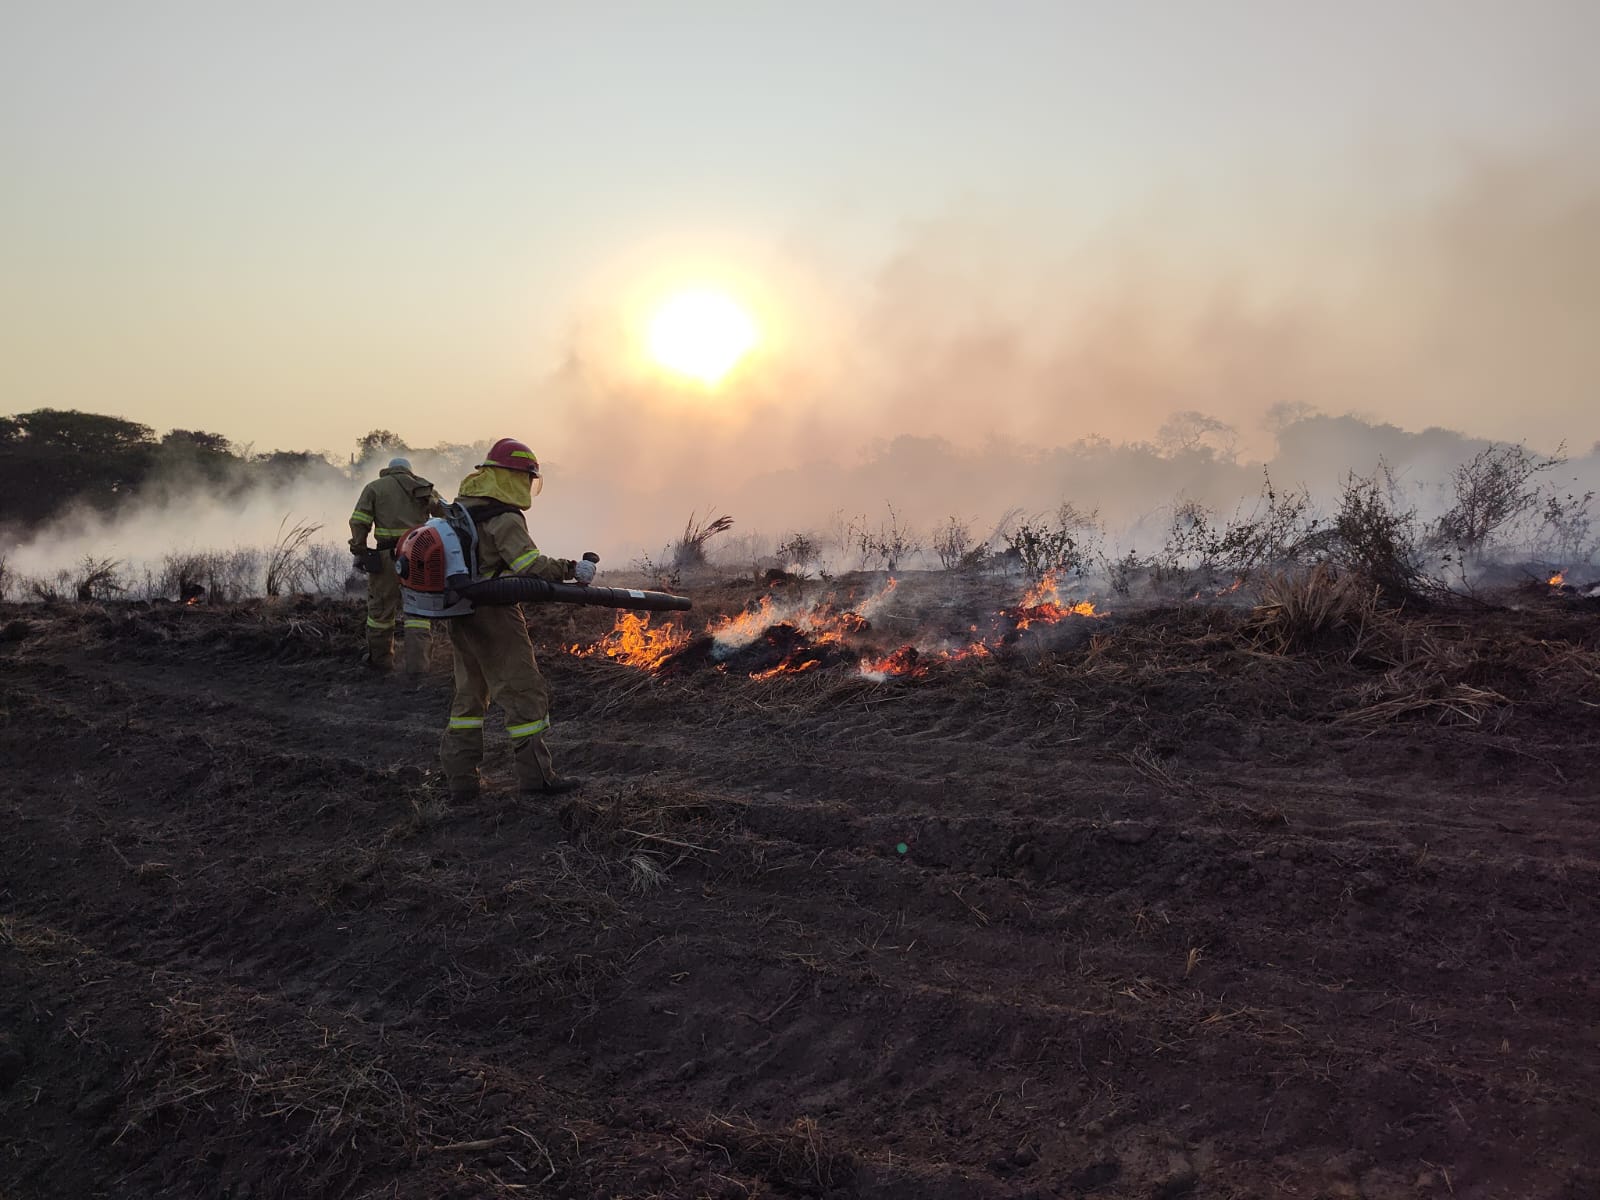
[569,572,1106,683]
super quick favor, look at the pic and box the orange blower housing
[394,517,476,618]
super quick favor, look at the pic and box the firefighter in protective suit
[349,457,444,675]
[440,438,596,803]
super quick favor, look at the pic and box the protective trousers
[364,551,431,676]
[439,605,557,792]
[365,551,400,668]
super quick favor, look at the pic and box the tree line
[0,409,470,533]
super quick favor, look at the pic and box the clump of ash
[571,574,1106,681]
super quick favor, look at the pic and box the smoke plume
[4,143,1599,591]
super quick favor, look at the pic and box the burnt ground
[1,578,1598,1200]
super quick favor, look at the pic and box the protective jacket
[350,466,442,552]
[350,466,443,674]
[461,496,577,583]
[439,492,578,794]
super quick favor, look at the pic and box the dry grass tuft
[123,988,423,1189]
[694,1112,853,1191]
[1247,564,1377,655]
[1338,677,1509,727]
[0,915,90,961]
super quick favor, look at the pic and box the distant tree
[153,428,239,483]
[0,409,157,526]
[355,429,409,464]
[162,429,233,454]
[253,450,347,487]
[1156,410,1238,460]
[1262,401,1319,433]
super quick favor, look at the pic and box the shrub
[1533,488,1597,565]
[1326,465,1428,604]
[1157,473,1318,582]
[1005,503,1100,580]
[1432,442,1563,562]
[303,542,357,595]
[776,532,818,578]
[931,517,973,571]
[73,556,125,602]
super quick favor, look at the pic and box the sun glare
[646,289,759,386]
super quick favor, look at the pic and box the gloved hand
[351,552,369,574]
[573,557,597,586]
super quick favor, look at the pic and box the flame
[707,579,889,655]
[571,612,690,671]
[1549,571,1566,587]
[860,645,927,680]
[1007,573,1101,629]
[570,574,1102,683]
[750,657,822,682]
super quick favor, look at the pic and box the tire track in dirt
[5,605,1600,1198]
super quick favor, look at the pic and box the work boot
[447,781,480,806]
[360,650,392,674]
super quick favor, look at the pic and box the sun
[646,288,759,386]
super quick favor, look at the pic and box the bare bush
[303,541,357,595]
[851,503,921,571]
[0,554,10,603]
[1327,465,1428,604]
[73,556,125,602]
[1533,488,1597,565]
[717,530,773,580]
[931,516,973,571]
[1156,475,1317,583]
[1432,443,1564,563]
[776,532,818,577]
[206,550,261,604]
[1005,503,1100,580]
[155,553,208,601]
[632,548,681,590]
[1102,548,1150,597]
[28,571,69,602]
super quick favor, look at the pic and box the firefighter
[439,437,596,803]
[349,457,444,676]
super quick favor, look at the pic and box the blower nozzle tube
[460,576,693,612]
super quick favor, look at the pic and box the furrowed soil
[2,577,1598,1200]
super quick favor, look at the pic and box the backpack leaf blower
[394,505,692,619]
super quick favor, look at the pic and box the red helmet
[479,437,541,475]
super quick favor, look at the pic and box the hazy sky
[3,0,1598,465]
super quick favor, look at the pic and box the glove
[573,558,597,586]
[351,552,369,575]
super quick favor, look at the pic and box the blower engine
[394,505,692,618]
